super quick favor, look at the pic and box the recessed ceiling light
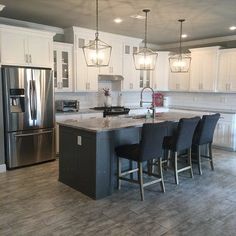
[182,34,188,38]
[229,26,236,31]
[0,4,5,11]
[130,14,145,20]
[114,18,123,24]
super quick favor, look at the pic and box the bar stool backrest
[140,122,170,161]
[193,113,220,145]
[174,117,201,151]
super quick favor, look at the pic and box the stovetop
[91,106,130,117]
[91,106,126,111]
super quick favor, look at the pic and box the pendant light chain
[95,0,99,39]
[179,19,185,59]
[144,10,147,48]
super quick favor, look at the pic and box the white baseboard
[0,164,6,173]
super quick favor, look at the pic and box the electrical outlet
[77,136,82,145]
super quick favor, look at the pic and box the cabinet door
[190,49,218,92]
[122,44,140,91]
[28,35,52,68]
[87,67,99,91]
[228,53,236,91]
[169,72,189,91]
[153,52,169,91]
[190,53,203,91]
[0,31,27,65]
[217,52,230,92]
[76,38,87,91]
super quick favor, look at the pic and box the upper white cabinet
[54,42,73,92]
[169,71,190,91]
[189,47,220,92]
[99,39,123,76]
[122,42,141,91]
[64,27,142,92]
[217,49,236,92]
[76,37,99,92]
[152,52,169,91]
[0,25,54,68]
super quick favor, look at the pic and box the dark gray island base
[58,113,199,200]
[59,123,140,199]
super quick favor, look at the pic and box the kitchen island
[58,113,198,199]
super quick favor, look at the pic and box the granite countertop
[169,106,236,114]
[56,109,103,116]
[57,112,200,133]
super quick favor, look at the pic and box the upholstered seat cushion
[115,144,140,161]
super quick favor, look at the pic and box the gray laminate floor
[1,149,236,236]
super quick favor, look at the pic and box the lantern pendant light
[133,9,158,71]
[82,0,112,67]
[169,19,191,73]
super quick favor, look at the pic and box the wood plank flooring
[1,149,236,235]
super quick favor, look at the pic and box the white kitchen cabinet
[217,49,236,92]
[189,47,220,92]
[169,71,190,91]
[0,25,54,68]
[74,37,99,92]
[213,113,236,150]
[152,52,169,91]
[54,42,73,92]
[122,43,141,91]
[99,39,123,76]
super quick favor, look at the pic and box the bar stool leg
[188,148,194,178]
[138,162,144,201]
[209,143,214,171]
[117,157,121,190]
[158,158,165,193]
[197,145,202,175]
[174,151,179,185]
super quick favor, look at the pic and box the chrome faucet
[140,86,155,119]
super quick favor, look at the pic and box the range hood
[98,74,124,81]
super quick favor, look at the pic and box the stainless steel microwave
[55,100,80,112]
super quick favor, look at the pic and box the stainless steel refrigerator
[2,66,55,169]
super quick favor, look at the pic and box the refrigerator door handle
[32,79,37,120]
[29,80,34,119]
[14,130,53,137]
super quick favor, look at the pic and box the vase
[104,96,112,107]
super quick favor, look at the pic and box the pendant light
[169,19,191,73]
[133,9,157,71]
[82,0,112,67]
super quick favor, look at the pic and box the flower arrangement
[103,88,111,97]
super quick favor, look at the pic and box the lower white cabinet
[213,113,236,150]
[170,109,236,151]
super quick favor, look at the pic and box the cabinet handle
[25,54,28,63]
[29,54,32,63]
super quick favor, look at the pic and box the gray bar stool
[163,117,201,185]
[192,113,220,175]
[115,122,170,201]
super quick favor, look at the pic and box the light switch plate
[77,136,82,145]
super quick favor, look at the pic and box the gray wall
[0,74,5,165]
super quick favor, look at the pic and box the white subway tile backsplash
[55,91,236,111]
